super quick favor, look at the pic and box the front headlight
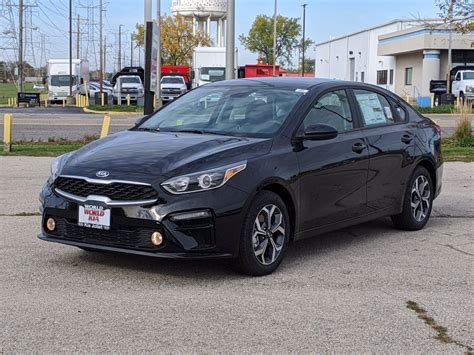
[161,161,247,194]
[50,153,70,180]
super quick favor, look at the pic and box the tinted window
[354,89,396,126]
[405,68,413,85]
[377,70,387,85]
[139,86,305,138]
[302,90,353,132]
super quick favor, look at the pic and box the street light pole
[99,0,103,94]
[301,3,307,77]
[18,0,24,92]
[225,0,235,80]
[118,24,123,71]
[272,0,277,76]
[69,0,73,96]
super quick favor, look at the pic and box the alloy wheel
[411,175,431,222]
[252,204,286,265]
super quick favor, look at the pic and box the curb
[83,107,143,116]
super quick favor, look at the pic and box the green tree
[437,0,473,33]
[239,15,301,66]
[303,58,315,74]
[133,15,211,66]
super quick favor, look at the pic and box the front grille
[162,88,181,94]
[51,218,160,250]
[55,176,158,201]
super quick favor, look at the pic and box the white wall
[315,20,422,92]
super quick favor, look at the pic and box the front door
[296,89,369,232]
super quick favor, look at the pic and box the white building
[315,19,474,102]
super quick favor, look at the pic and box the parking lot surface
[0,157,472,353]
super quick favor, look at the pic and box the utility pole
[118,24,123,71]
[104,35,107,78]
[225,0,235,80]
[447,0,455,94]
[156,0,161,107]
[69,0,73,96]
[77,15,81,59]
[272,0,277,76]
[301,4,307,77]
[99,0,103,93]
[19,0,24,92]
[130,34,134,66]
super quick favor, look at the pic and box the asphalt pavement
[0,157,472,352]
[0,106,472,141]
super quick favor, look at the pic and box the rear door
[296,89,369,231]
[351,88,416,212]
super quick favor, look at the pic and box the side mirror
[302,124,338,141]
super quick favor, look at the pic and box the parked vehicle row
[39,78,443,276]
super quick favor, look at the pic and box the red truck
[161,66,192,90]
[238,64,281,78]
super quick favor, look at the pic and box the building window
[389,69,394,85]
[405,68,413,86]
[377,70,388,85]
[361,72,365,83]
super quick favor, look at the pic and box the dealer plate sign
[78,204,111,230]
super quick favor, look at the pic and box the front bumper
[39,180,248,259]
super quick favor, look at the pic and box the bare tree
[438,0,473,33]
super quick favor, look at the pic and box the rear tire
[391,166,433,231]
[232,191,290,276]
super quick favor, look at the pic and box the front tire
[391,166,433,231]
[233,191,290,276]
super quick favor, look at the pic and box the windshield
[161,77,184,84]
[50,75,76,87]
[200,67,225,82]
[120,77,141,84]
[463,72,474,80]
[137,86,305,138]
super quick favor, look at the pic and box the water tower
[171,0,227,46]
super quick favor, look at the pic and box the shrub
[454,103,473,147]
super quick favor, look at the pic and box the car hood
[60,130,272,183]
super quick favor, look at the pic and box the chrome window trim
[57,175,151,186]
[54,188,158,207]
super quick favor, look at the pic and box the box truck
[48,59,89,103]
[192,47,238,87]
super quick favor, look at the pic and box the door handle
[401,134,413,144]
[352,142,367,153]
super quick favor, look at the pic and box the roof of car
[210,77,345,89]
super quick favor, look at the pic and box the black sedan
[39,78,443,275]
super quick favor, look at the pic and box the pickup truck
[160,76,188,102]
[452,70,474,101]
[113,75,144,103]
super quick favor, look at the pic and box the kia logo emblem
[96,170,110,178]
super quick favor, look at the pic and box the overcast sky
[0,0,441,70]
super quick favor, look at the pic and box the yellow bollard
[100,115,111,138]
[101,93,105,106]
[3,114,12,152]
[8,98,11,106]
[127,94,131,106]
[63,99,66,107]
[456,96,460,108]
[85,82,89,107]
[430,94,435,108]
[44,99,48,108]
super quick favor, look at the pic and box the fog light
[46,218,56,231]
[151,231,163,246]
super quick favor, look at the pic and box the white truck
[48,59,89,103]
[160,76,188,102]
[452,70,474,101]
[113,75,144,104]
[192,47,238,87]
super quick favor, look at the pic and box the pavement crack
[437,244,474,257]
[0,212,41,217]
[406,300,473,354]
